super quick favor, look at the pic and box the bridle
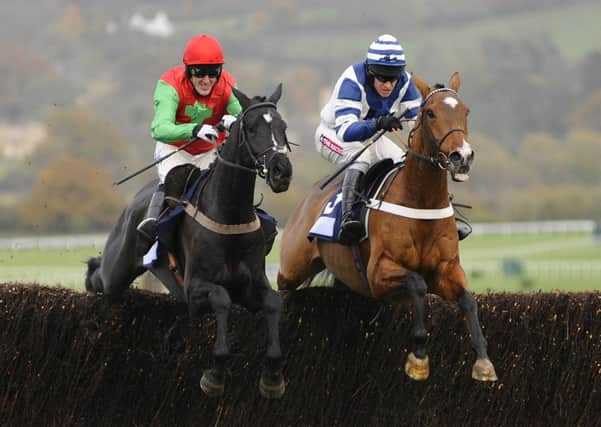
[406,88,467,170]
[216,101,291,179]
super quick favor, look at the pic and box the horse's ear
[411,73,432,98]
[232,86,251,110]
[268,83,283,104]
[447,72,461,92]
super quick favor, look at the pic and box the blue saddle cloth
[143,174,205,269]
[307,190,344,241]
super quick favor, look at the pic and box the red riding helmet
[182,34,225,65]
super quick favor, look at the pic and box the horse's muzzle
[267,153,292,193]
[448,148,474,182]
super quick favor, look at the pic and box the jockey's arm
[334,79,378,143]
[150,80,197,143]
[226,90,243,117]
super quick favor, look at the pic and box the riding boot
[137,185,165,243]
[337,168,365,245]
[456,217,472,241]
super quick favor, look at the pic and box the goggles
[188,64,222,78]
[367,65,404,83]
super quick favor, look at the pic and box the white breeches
[154,142,217,183]
[314,122,406,167]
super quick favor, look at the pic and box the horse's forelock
[249,95,267,104]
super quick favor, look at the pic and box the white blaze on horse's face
[263,111,288,154]
[443,96,459,109]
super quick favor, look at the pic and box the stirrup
[338,218,363,245]
[456,218,472,241]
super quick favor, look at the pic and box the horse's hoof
[472,358,498,382]
[405,352,429,381]
[259,373,285,399]
[200,370,224,398]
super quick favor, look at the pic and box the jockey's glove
[220,114,237,131]
[375,114,403,132]
[192,123,218,142]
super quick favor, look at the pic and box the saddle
[163,164,204,209]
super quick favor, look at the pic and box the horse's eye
[426,109,435,119]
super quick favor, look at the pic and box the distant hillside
[2,0,601,227]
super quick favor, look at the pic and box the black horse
[85,84,293,398]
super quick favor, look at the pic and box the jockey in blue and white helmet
[315,34,422,245]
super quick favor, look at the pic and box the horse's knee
[457,290,477,312]
[405,272,427,297]
[211,286,232,311]
[262,289,283,314]
[85,257,103,293]
[188,285,231,318]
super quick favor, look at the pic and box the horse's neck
[393,135,449,208]
[199,161,257,223]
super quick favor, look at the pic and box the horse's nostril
[449,151,462,163]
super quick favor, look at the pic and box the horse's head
[410,73,474,182]
[221,84,292,193]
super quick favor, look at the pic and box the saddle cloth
[143,172,205,268]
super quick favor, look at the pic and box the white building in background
[0,123,46,159]
[128,11,174,38]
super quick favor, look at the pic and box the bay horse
[86,84,293,398]
[277,73,497,382]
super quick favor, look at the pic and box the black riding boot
[456,217,472,241]
[337,168,365,245]
[137,185,165,243]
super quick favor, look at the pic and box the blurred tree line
[0,0,600,232]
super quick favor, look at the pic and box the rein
[406,88,466,170]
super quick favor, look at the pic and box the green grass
[0,246,102,290]
[460,232,601,292]
[1,231,600,293]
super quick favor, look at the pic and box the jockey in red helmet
[137,34,242,243]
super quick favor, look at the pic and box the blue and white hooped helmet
[365,34,406,78]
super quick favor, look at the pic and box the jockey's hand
[192,124,218,142]
[220,114,237,131]
[375,114,402,132]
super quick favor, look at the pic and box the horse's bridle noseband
[407,88,467,170]
[216,101,291,178]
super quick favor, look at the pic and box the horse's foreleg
[195,284,232,398]
[457,290,498,381]
[403,272,429,381]
[257,283,285,399]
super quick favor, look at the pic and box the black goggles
[367,65,404,83]
[188,65,222,78]
[368,70,402,83]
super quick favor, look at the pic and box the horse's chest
[207,261,253,285]
[385,238,443,272]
